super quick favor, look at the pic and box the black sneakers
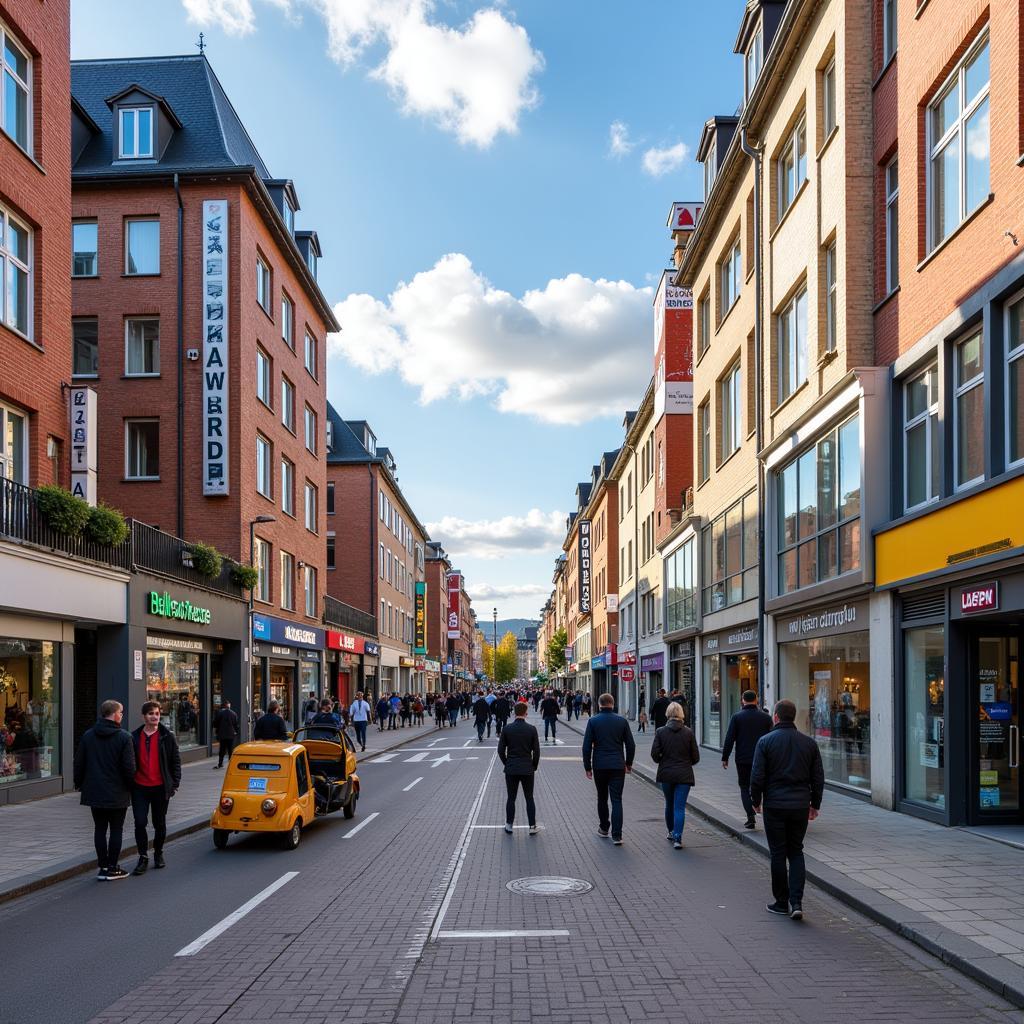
[153,851,166,869]
[131,856,148,876]
[789,903,803,920]
[105,865,129,880]
[765,902,789,915]
[96,867,107,881]
[597,827,610,838]
[744,819,756,830]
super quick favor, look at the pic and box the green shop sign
[148,591,212,625]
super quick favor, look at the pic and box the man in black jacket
[213,699,240,768]
[73,700,136,880]
[540,690,560,743]
[473,691,492,742]
[253,700,289,740]
[750,699,825,921]
[649,689,671,731]
[721,690,772,829]
[497,702,541,833]
[130,702,182,874]
[582,693,636,844]
[493,692,511,736]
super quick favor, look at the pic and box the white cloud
[608,120,633,158]
[329,253,653,425]
[641,141,688,178]
[182,0,543,147]
[468,582,550,601]
[426,508,565,560]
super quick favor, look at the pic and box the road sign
[619,668,635,682]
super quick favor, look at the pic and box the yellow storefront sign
[875,476,1024,587]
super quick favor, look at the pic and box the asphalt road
[2,710,1019,1024]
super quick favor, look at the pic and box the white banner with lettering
[202,200,229,495]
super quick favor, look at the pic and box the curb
[0,720,445,907]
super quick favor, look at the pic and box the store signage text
[578,519,592,615]
[202,200,229,496]
[787,603,858,637]
[619,667,635,682]
[961,583,998,615]
[252,613,324,650]
[327,630,365,655]
[148,591,212,625]
[447,572,461,640]
[69,385,98,505]
[285,625,317,645]
[414,581,427,654]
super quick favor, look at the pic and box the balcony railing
[323,594,377,637]
[131,521,244,598]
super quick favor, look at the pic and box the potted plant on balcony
[35,485,91,537]
[85,503,129,546]
[230,563,260,590]
[188,541,223,580]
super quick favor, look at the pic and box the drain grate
[506,876,593,897]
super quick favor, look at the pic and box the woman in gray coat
[650,701,700,849]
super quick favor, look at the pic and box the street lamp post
[248,515,276,730]
[492,607,498,685]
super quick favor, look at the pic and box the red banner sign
[446,572,462,639]
[619,667,635,682]
[327,630,365,654]
[961,583,998,615]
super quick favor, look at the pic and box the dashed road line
[342,812,380,838]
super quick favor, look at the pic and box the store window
[0,639,59,785]
[301,661,319,704]
[904,625,945,809]
[146,649,201,750]
[701,489,758,613]
[269,662,294,729]
[701,654,722,748]
[779,631,871,790]
[664,537,697,633]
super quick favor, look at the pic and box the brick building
[583,451,619,699]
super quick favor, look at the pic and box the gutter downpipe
[739,126,768,707]
[173,174,185,540]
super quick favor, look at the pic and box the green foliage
[36,485,91,537]
[230,563,261,590]
[546,627,568,672]
[86,503,129,546]
[483,631,519,683]
[189,541,223,579]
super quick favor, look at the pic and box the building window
[326,481,335,515]
[720,237,742,316]
[256,256,271,312]
[778,117,807,219]
[256,434,272,498]
[304,405,317,454]
[1008,295,1024,467]
[721,361,742,459]
[0,202,30,338]
[698,400,710,484]
[703,148,717,200]
[822,59,837,138]
[304,481,317,533]
[307,248,317,279]
[825,242,837,352]
[885,158,899,292]
[281,293,294,349]
[254,537,270,603]
[386,549,392,584]
[777,414,861,594]
[125,219,159,276]
[304,566,317,617]
[701,490,758,613]
[928,30,989,250]
[281,456,294,516]
[118,106,153,159]
[698,289,711,356]
[954,331,984,488]
[904,363,940,510]
[125,419,159,480]
[883,0,897,64]
[0,639,60,783]
[125,318,159,376]
[280,551,295,610]
[256,347,271,406]
[665,537,697,633]
[778,287,808,402]
[304,330,317,379]
[1,26,30,153]
[72,221,98,278]
[745,23,763,102]
[72,318,99,377]
[281,375,295,432]
[327,532,336,570]
[283,200,295,235]
[0,401,27,483]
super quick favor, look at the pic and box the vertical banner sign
[578,519,592,614]
[446,572,462,640]
[69,385,97,505]
[414,581,427,654]
[202,200,229,495]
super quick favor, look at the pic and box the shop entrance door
[971,630,1020,822]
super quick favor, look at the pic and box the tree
[546,627,568,673]
[483,631,519,683]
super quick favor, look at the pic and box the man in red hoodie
[130,702,182,875]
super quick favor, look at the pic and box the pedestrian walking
[253,700,289,740]
[349,692,371,750]
[302,691,318,725]
[311,699,341,727]
[473,691,492,742]
[750,699,825,921]
[388,693,401,730]
[212,698,239,768]
[493,692,511,736]
[637,708,649,733]
[649,689,671,731]
[650,702,699,849]
[73,699,136,881]
[721,689,773,830]
[446,693,460,728]
[413,696,425,725]
[497,702,540,834]
[581,693,592,717]
[582,693,636,845]
[540,690,560,743]
[435,694,447,728]
[130,701,182,875]
[376,695,389,732]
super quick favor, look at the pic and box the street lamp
[492,607,498,684]
[248,515,276,727]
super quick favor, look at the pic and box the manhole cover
[506,876,593,897]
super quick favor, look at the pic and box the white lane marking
[405,751,429,762]
[429,749,499,942]
[403,777,424,792]
[369,752,398,763]
[342,811,380,838]
[429,754,451,768]
[175,872,299,957]
[437,929,570,939]
[462,739,474,748]
[428,738,444,747]
[471,824,540,829]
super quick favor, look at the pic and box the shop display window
[780,631,870,790]
[904,626,945,809]
[269,662,294,728]
[702,655,721,748]
[0,639,59,785]
[147,650,202,750]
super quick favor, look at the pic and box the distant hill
[476,618,538,641]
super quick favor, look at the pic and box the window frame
[304,480,318,534]
[124,218,160,276]
[281,292,295,350]
[953,330,985,490]
[1,23,31,155]
[281,456,295,517]
[304,565,317,617]
[777,117,807,219]
[720,236,742,316]
[903,363,940,511]
[256,346,272,407]
[698,288,711,356]
[256,433,272,499]
[254,537,271,603]
[280,550,295,610]
[1006,291,1024,470]
[698,400,711,484]
[822,59,837,138]
[825,241,838,353]
[118,106,154,159]
[885,158,899,293]
[0,400,28,484]
[256,256,271,313]
[124,317,160,377]
[0,201,32,339]
[72,317,99,378]
[72,220,99,278]
[883,0,897,65]
[745,23,763,103]
[304,404,317,455]
[125,418,160,481]
[777,286,809,403]
[281,374,295,432]
[720,361,742,460]
[304,329,318,380]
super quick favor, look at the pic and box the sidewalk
[563,714,1024,1009]
[0,717,444,904]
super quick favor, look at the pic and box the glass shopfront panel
[723,653,757,727]
[252,660,265,720]
[269,661,295,729]
[0,638,60,785]
[702,655,721,748]
[904,626,946,809]
[147,650,202,750]
[211,654,224,716]
[974,634,1019,814]
[300,661,320,704]
[779,630,871,790]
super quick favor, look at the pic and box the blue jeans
[448,710,458,727]
[353,721,367,747]
[660,782,691,840]
[544,716,557,740]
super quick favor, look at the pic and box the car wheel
[343,794,357,819]
[213,829,230,850]
[282,819,302,850]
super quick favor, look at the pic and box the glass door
[974,632,1020,818]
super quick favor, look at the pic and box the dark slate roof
[71,54,270,177]
[326,403,375,464]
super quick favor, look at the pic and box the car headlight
[261,798,278,816]
[219,796,234,813]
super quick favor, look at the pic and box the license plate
[247,777,268,792]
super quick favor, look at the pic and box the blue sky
[72,0,743,619]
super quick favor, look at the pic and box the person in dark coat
[493,693,511,736]
[582,693,636,844]
[445,693,460,728]
[750,699,825,921]
[473,692,492,742]
[73,700,136,880]
[130,702,182,874]
[376,696,390,732]
[253,700,289,740]
[212,699,240,769]
[540,691,560,743]
[497,702,541,833]
[649,689,671,731]
[651,702,700,849]
[721,690,773,829]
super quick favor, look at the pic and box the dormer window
[745,23,763,102]
[703,147,717,200]
[119,106,153,158]
[284,200,295,235]
[307,247,317,279]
